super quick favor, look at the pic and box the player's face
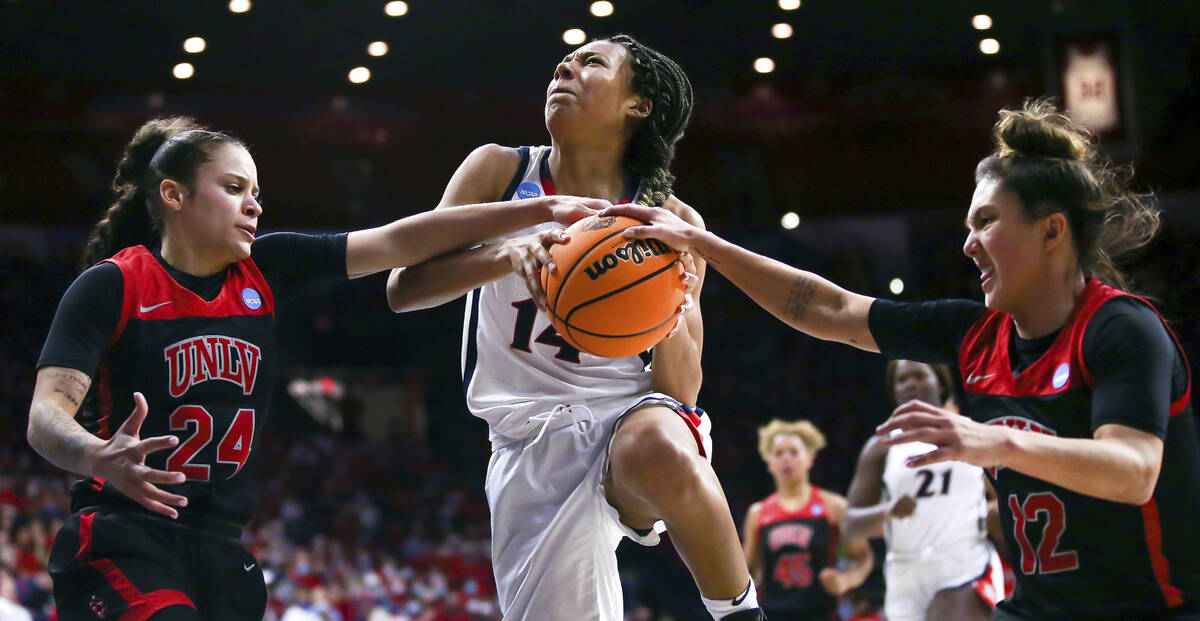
[962,176,1043,314]
[892,360,942,406]
[178,144,262,264]
[545,40,640,139]
[768,434,812,485]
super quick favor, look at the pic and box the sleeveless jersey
[756,489,838,619]
[461,146,651,443]
[73,245,276,531]
[959,278,1199,619]
[882,438,988,556]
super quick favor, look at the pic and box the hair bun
[993,99,1092,162]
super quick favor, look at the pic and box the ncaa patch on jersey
[242,288,262,310]
[1052,362,1070,390]
[516,182,541,199]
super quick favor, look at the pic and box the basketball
[541,215,685,358]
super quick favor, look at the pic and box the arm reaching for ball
[599,204,880,352]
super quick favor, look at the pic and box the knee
[611,419,704,495]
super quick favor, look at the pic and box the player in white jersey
[386,35,762,621]
[842,360,1003,621]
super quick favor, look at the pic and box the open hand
[89,393,188,518]
[876,400,1007,469]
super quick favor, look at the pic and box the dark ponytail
[82,117,244,269]
[607,34,694,207]
[975,98,1159,290]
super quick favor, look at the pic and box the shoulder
[745,500,763,523]
[662,194,705,230]
[1084,296,1171,351]
[819,488,848,523]
[65,261,124,298]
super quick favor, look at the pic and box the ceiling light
[590,1,614,17]
[173,63,194,79]
[183,37,206,54]
[349,67,371,84]
[384,1,408,17]
[563,28,586,46]
[754,57,776,74]
[772,23,793,39]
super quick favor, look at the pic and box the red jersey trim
[757,487,829,528]
[106,245,275,321]
[1141,499,1184,608]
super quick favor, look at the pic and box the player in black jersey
[743,420,873,620]
[26,117,603,621]
[601,98,1200,620]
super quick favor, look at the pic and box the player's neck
[161,232,231,278]
[776,481,812,506]
[548,140,628,203]
[1011,269,1087,339]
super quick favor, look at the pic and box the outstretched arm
[600,204,879,351]
[819,492,875,596]
[386,144,608,312]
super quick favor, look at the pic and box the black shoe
[721,609,766,620]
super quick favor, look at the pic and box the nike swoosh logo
[731,588,749,606]
[966,373,995,384]
[244,563,256,572]
[139,301,171,313]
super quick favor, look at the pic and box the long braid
[81,117,243,269]
[608,35,694,206]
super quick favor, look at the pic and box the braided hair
[81,117,244,269]
[975,98,1158,290]
[606,34,694,207]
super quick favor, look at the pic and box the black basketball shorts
[47,508,266,621]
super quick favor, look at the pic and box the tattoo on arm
[784,276,817,321]
[52,387,80,407]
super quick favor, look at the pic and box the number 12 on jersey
[1008,492,1080,575]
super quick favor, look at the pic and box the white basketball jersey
[882,435,988,555]
[462,146,651,443]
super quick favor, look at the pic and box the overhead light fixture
[183,37,206,54]
[980,38,1000,55]
[563,28,587,46]
[754,57,776,74]
[772,23,793,39]
[228,0,250,13]
[173,63,195,79]
[778,0,800,10]
[349,67,371,84]
[972,14,993,30]
[384,1,408,17]
[367,41,389,57]
[590,1,614,17]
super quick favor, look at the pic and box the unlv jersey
[882,438,989,556]
[959,279,1200,619]
[756,490,838,620]
[462,145,651,444]
[75,246,276,530]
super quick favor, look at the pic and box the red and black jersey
[957,279,1197,619]
[756,489,839,620]
[868,279,1198,620]
[39,234,347,536]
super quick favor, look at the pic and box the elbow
[386,269,422,313]
[1122,464,1159,506]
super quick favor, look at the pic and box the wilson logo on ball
[583,239,673,281]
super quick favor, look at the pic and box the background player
[26,117,599,620]
[842,360,1002,621]
[386,35,763,620]
[600,98,1200,620]
[743,419,873,620]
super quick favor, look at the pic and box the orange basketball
[541,215,685,358]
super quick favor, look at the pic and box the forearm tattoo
[784,276,818,321]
